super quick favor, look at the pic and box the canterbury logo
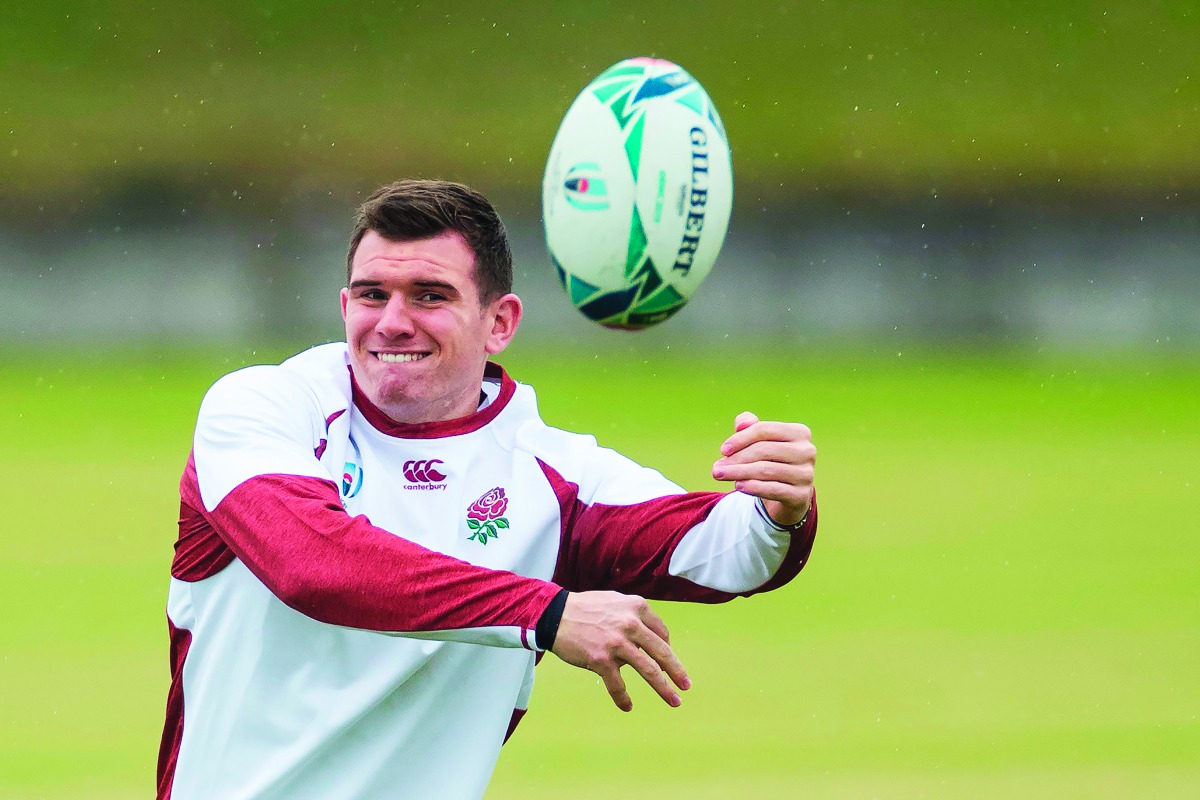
[403,459,447,483]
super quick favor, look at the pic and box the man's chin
[355,354,425,385]
[369,376,418,405]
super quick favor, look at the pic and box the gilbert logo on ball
[543,57,733,329]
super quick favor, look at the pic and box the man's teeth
[378,353,427,363]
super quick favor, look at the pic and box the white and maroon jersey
[158,343,817,800]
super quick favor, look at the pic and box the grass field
[1,344,1196,798]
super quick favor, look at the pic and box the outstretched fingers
[552,591,691,712]
[595,662,634,712]
[632,615,691,694]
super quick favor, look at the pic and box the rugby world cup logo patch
[403,459,448,491]
[466,487,509,545]
[341,436,364,499]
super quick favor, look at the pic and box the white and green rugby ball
[542,57,732,329]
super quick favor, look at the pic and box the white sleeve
[666,493,795,592]
[193,365,329,511]
[524,421,812,598]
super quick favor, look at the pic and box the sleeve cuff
[754,497,811,533]
[534,588,570,652]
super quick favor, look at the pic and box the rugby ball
[542,57,732,329]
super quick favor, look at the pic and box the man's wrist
[535,588,570,652]
[754,497,811,532]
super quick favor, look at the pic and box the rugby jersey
[158,343,817,800]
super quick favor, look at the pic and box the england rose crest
[466,487,509,544]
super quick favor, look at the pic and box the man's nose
[375,296,416,337]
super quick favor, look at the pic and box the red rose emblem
[468,487,508,522]
[466,487,510,545]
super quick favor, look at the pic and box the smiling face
[340,230,522,424]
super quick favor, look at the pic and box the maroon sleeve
[176,454,563,637]
[540,459,817,602]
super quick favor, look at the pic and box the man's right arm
[187,366,690,700]
[185,366,561,650]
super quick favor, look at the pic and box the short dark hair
[346,179,513,303]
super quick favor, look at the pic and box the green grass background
[1,344,1197,798]
[5,2,1199,200]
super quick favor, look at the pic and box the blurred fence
[4,4,1198,354]
[1,196,1197,350]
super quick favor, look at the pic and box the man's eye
[418,292,446,302]
[360,289,386,301]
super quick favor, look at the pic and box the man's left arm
[528,412,815,712]
[549,411,817,602]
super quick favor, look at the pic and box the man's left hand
[712,411,816,526]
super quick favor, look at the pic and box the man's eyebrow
[413,280,458,293]
[348,279,460,293]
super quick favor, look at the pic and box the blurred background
[1,2,1196,798]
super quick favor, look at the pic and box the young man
[158,180,818,799]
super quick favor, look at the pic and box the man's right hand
[550,591,691,712]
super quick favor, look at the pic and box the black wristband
[535,588,570,652]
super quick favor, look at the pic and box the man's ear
[484,293,523,355]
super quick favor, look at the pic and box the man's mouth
[376,352,429,364]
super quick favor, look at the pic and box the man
[158,179,818,799]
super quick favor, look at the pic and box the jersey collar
[350,362,516,439]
